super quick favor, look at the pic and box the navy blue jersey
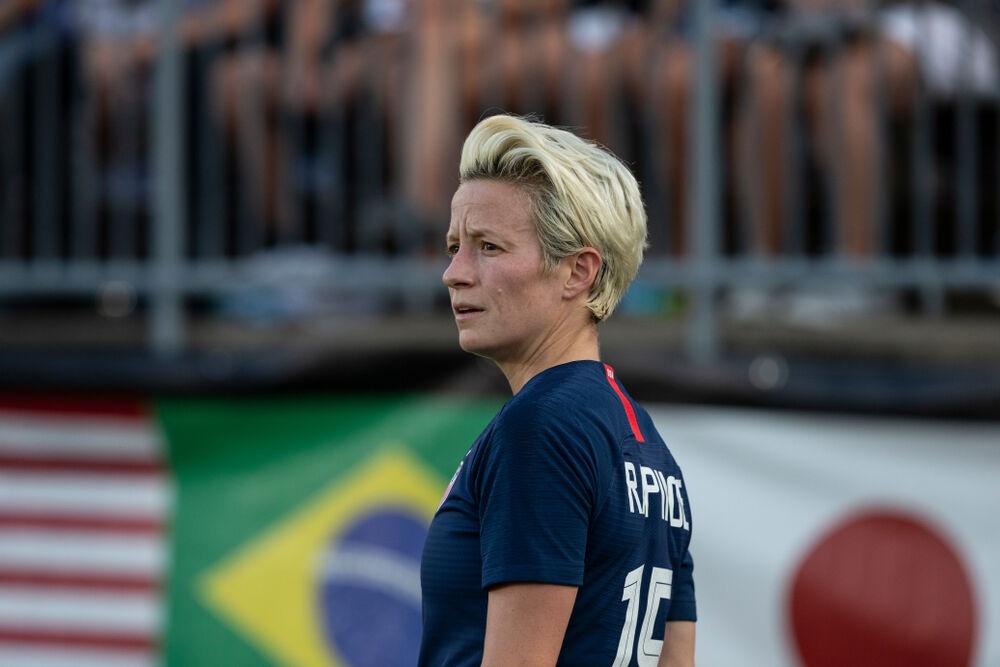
[420,360,695,666]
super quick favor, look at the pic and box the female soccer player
[420,114,696,667]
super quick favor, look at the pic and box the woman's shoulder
[492,361,616,447]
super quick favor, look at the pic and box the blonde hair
[459,115,647,321]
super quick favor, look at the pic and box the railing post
[151,0,186,354]
[689,0,720,363]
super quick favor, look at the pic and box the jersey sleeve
[474,401,607,590]
[667,547,697,621]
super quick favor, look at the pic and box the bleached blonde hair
[459,114,647,321]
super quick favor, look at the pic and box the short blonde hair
[459,115,646,321]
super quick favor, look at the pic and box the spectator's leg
[538,8,568,122]
[625,34,692,257]
[804,38,917,259]
[404,0,464,232]
[739,45,792,256]
[562,21,624,152]
[376,33,408,190]
[82,39,124,170]
[211,49,289,239]
[457,3,487,125]
[658,41,693,256]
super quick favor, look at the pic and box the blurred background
[0,0,998,665]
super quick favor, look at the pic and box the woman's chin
[457,332,485,356]
[457,332,503,361]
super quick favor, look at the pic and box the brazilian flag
[160,395,502,666]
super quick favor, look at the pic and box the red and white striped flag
[0,397,170,667]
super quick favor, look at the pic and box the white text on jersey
[623,462,690,530]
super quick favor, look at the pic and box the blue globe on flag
[319,508,428,666]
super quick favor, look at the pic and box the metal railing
[0,0,997,361]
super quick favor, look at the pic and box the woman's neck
[498,323,600,395]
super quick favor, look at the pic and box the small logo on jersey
[623,462,690,530]
[606,367,615,380]
[438,459,464,510]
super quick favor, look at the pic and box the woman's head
[458,114,647,322]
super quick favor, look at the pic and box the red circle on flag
[788,509,977,667]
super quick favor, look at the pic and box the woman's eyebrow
[465,222,514,242]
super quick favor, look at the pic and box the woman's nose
[442,246,474,288]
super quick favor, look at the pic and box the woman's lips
[453,305,484,322]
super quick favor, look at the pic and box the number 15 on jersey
[613,564,673,667]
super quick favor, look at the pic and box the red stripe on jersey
[603,364,644,442]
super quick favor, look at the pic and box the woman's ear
[563,247,602,301]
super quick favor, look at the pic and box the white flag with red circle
[650,406,1000,667]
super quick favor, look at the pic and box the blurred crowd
[1,0,997,265]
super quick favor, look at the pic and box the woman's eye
[481,241,499,252]
[446,244,459,256]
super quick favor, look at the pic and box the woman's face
[443,180,568,364]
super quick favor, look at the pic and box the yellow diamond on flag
[198,446,444,667]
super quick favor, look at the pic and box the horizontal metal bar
[638,257,1000,288]
[1,255,998,297]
